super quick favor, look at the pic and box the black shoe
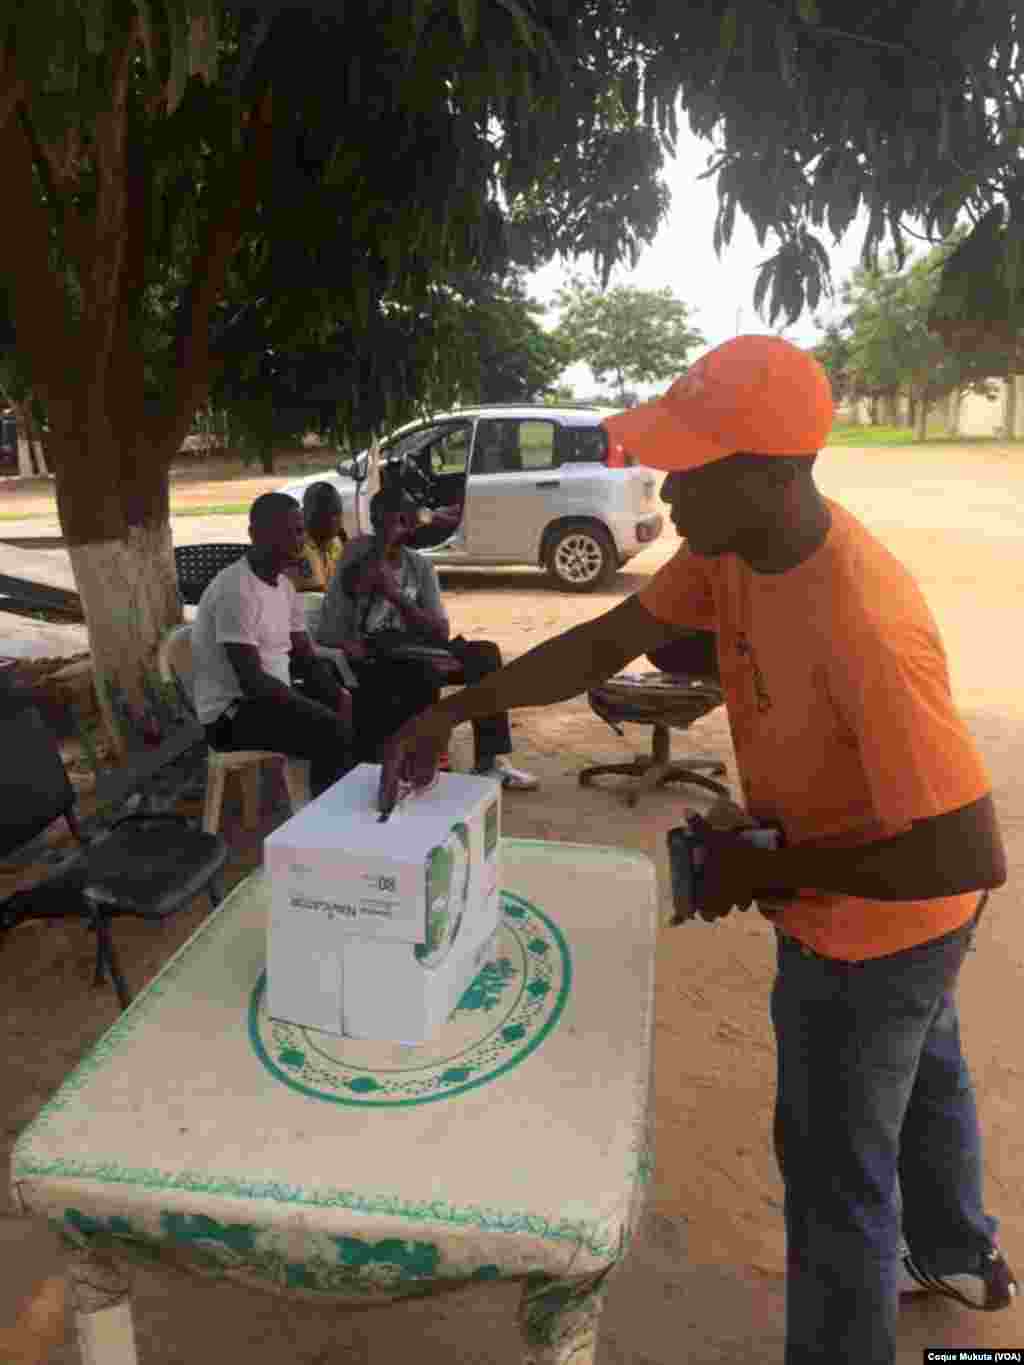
[901,1247,1018,1311]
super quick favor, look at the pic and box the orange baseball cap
[601,335,834,473]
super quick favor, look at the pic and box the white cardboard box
[265,765,502,1043]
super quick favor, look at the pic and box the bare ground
[2,442,1024,1361]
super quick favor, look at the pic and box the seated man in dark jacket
[317,488,538,789]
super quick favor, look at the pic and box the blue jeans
[771,907,997,1364]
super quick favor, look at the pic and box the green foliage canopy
[554,279,706,400]
[817,237,1010,419]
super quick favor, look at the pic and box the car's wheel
[545,522,618,592]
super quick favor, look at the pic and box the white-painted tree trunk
[67,524,182,748]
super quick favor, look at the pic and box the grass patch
[828,423,1024,448]
[0,508,55,521]
[0,500,254,521]
[170,502,251,517]
[827,424,917,447]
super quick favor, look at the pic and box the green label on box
[483,801,499,860]
[416,822,471,968]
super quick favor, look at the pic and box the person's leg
[771,923,973,1365]
[349,658,440,761]
[446,639,511,767]
[292,656,353,736]
[209,694,351,799]
[899,919,1009,1302]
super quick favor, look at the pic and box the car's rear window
[561,426,608,464]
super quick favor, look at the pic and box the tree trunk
[66,526,181,751]
[1003,371,1018,439]
[869,396,879,425]
[11,401,46,475]
[948,389,962,437]
[259,444,276,473]
[28,417,48,475]
[53,433,182,753]
[915,393,928,442]
[16,435,33,477]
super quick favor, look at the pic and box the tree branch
[105,122,154,455]
[18,113,90,281]
[0,77,24,131]
[158,88,275,448]
[86,21,140,391]
[0,109,79,411]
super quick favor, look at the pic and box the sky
[524,123,874,401]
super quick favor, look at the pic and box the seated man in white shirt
[191,492,354,799]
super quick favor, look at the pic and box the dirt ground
[2,442,1024,1361]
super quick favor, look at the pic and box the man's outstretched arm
[393,595,695,743]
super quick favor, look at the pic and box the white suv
[279,404,664,591]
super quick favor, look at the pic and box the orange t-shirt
[638,499,991,960]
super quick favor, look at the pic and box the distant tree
[442,270,572,404]
[209,268,572,467]
[554,280,705,404]
[812,322,854,411]
[835,239,1006,439]
[541,384,578,406]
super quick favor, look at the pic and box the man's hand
[686,813,762,923]
[380,703,457,794]
[335,686,354,738]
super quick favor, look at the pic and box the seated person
[317,487,538,790]
[287,481,347,592]
[191,492,354,799]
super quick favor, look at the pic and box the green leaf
[188,5,220,84]
[165,0,190,114]
[458,0,477,45]
[133,0,156,69]
[795,0,819,21]
[495,0,537,50]
[719,7,738,55]
[82,0,107,56]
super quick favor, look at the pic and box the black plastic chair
[0,699,228,1009]
[174,543,249,606]
[579,630,730,807]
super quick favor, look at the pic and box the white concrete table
[11,838,658,1365]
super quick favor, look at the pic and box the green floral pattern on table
[250,891,572,1107]
[59,1206,462,1297]
[57,1205,614,1312]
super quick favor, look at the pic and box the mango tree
[0,0,1020,739]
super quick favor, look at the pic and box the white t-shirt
[191,557,306,724]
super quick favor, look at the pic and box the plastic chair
[579,631,730,807]
[158,625,309,834]
[0,699,227,1009]
[173,543,249,606]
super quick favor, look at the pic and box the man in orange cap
[383,334,1013,1363]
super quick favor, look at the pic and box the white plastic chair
[158,625,309,834]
